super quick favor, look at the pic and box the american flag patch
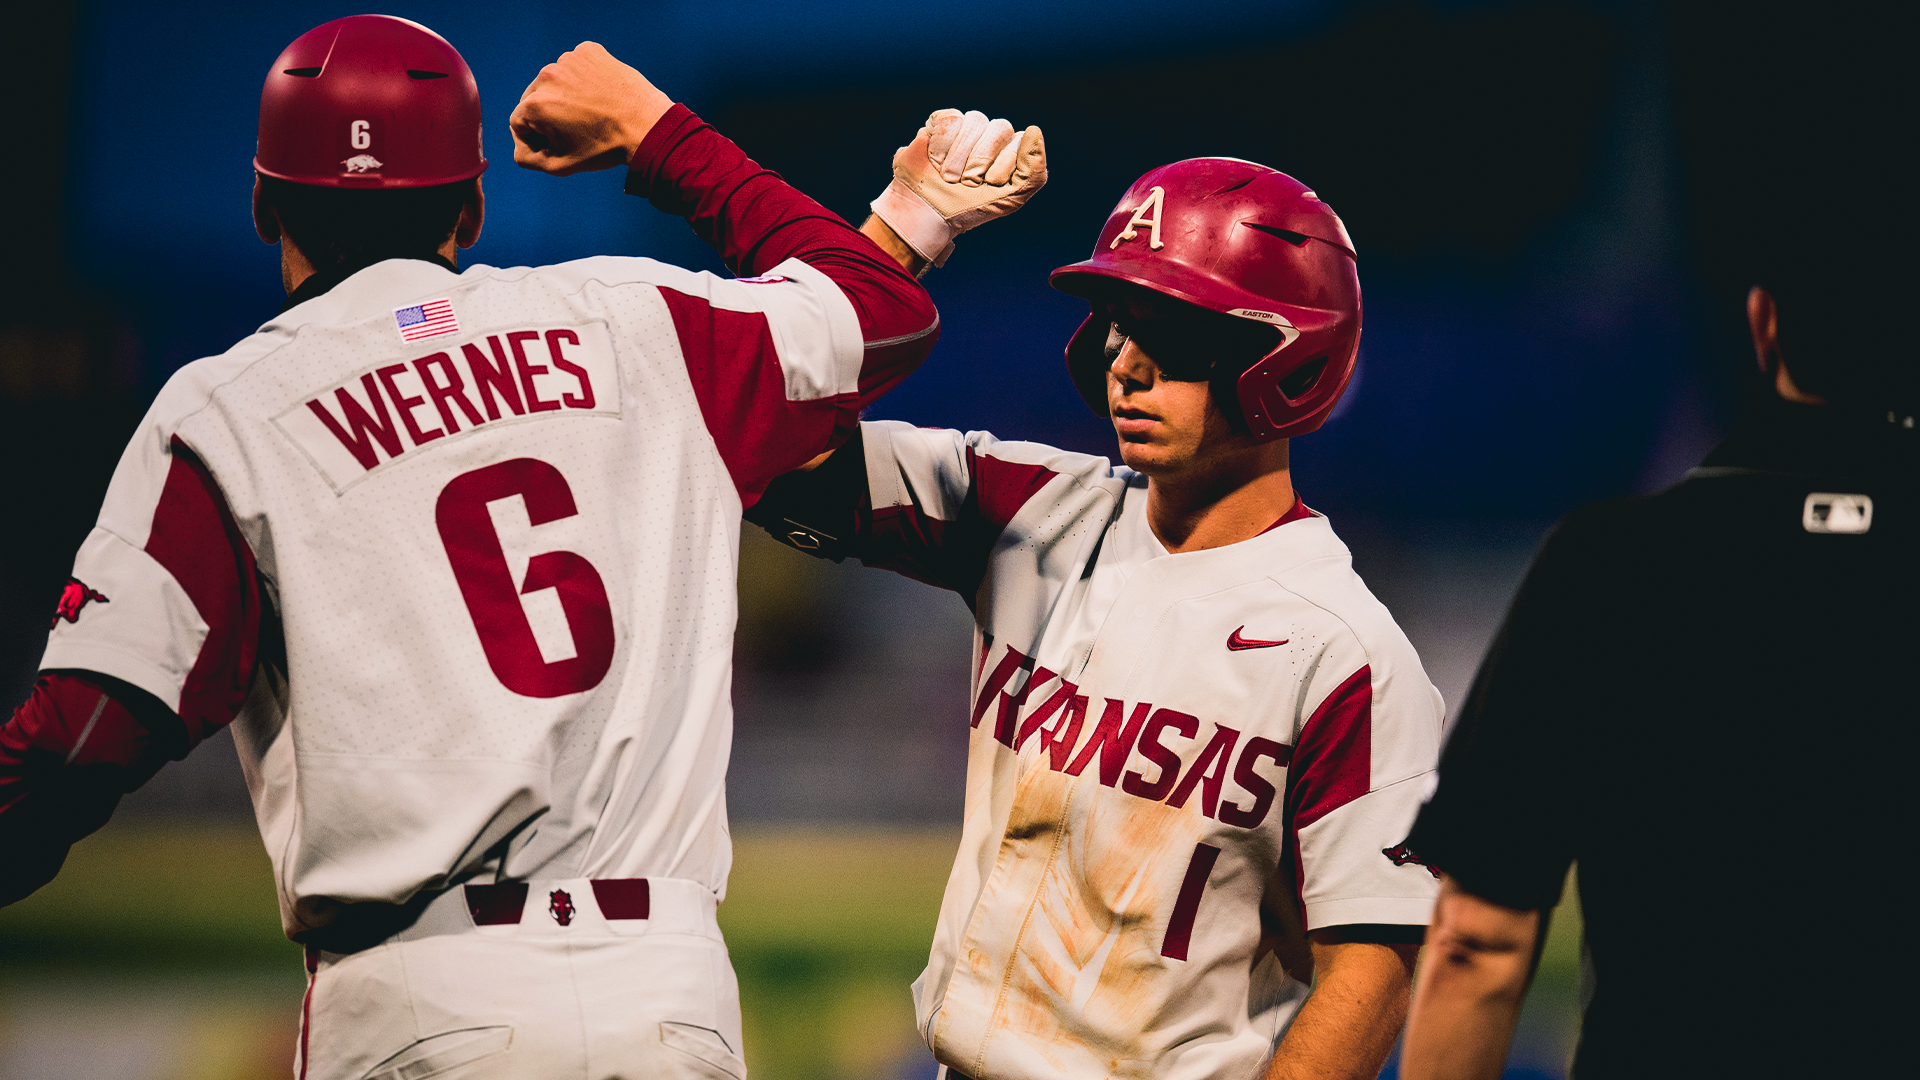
[394,298,458,342]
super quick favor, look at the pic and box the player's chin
[1114,437,1175,474]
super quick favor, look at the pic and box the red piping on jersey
[299,945,318,1080]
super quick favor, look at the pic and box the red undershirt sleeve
[9,438,267,906]
[625,103,939,417]
[0,672,188,905]
[747,423,1065,601]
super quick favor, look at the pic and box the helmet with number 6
[1050,158,1361,442]
[255,14,486,189]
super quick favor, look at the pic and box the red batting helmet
[1050,158,1361,441]
[255,15,485,189]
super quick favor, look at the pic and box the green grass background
[0,821,1581,1079]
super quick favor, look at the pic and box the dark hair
[1720,29,1913,413]
[259,176,472,274]
[1756,237,1912,413]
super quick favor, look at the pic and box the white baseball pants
[296,877,745,1080]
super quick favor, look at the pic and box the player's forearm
[1264,938,1419,1080]
[860,214,930,277]
[1399,879,1539,1080]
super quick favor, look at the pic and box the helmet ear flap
[1277,356,1329,402]
[1064,312,1116,417]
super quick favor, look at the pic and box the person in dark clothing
[1396,216,1914,1076]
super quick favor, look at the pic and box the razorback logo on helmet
[1110,184,1166,251]
[548,888,575,926]
[1382,840,1440,878]
[256,16,485,189]
[51,578,109,629]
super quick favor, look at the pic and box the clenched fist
[510,42,674,176]
[871,109,1047,266]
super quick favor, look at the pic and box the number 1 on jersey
[437,458,614,697]
[1162,842,1220,961]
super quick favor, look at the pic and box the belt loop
[591,878,651,920]
[464,882,530,925]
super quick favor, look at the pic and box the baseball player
[0,16,1042,1080]
[751,145,1445,1078]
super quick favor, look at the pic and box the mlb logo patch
[1803,492,1873,535]
[395,298,459,342]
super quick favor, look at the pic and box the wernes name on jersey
[977,643,1289,827]
[275,321,620,491]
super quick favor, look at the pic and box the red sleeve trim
[860,449,1060,600]
[863,504,954,589]
[657,288,858,506]
[2,675,156,781]
[1,672,185,904]
[1286,665,1375,831]
[1280,665,1374,922]
[972,450,1059,533]
[145,439,262,743]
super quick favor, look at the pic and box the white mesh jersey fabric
[42,255,861,938]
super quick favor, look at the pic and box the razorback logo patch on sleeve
[51,577,109,628]
[1383,840,1441,878]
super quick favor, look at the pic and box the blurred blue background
[0,1,1861,1077]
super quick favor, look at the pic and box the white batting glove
[871,109,1047,267]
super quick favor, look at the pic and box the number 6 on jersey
[436,457,614,697]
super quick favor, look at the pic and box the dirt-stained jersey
[753,420,1443,1080]
[27,105,939,941]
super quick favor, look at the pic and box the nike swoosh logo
[1227,626,1289,650]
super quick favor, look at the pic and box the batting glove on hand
[871,109,1046,267]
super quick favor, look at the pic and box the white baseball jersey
[40,251,892,938]
[765,421,1444,1080]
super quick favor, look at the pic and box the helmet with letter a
[255,14,486,189]
[1049,158,1361,441]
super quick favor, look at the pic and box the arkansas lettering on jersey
[969,644,1292,829]
[752,420,1444,1080]
[277,324,618,491]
